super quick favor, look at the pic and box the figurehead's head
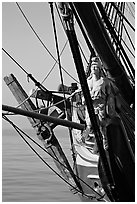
[91,57,102,68]
[89,57,102,78]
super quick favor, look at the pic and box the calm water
[2,127,81,202]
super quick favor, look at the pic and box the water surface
[2,127,81,202]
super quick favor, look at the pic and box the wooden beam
[2,104,85,130]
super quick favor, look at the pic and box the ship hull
[74,143,108,201]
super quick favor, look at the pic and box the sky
[2,2,90,129]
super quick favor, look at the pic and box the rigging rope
[122,23,135,51]
[96,3,135,84]
[111,3,135,32]
[107,3,135,54]
[2,48,28,75]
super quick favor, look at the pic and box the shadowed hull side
[107,117,134,201]
[98,117,135,201]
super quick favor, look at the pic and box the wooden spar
[2,104,85,130]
